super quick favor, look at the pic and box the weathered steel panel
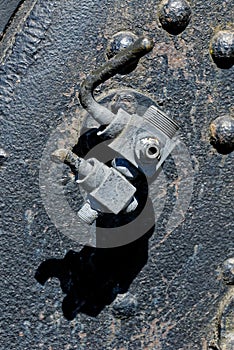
[0,0,233,349]
[0,0,23,34]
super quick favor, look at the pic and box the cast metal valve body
[52,149,138,224]
[97,105,179,177]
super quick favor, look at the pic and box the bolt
[112,293,138,319]
[158,0,191,35]
[222,258,234,285]
[0,148,8,165]
[210,30,234,69]
[210,115,234,155]
[106,31,139,74]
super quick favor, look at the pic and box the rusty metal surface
[0,0,233,349]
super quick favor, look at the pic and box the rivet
[158,0,191,35]
[106,31,139,74]
[210,30,234,69]
[0,148,8,165]
[222,258,234,285]
[112,293,138,319]
[210,115,234,154]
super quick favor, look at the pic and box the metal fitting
[53,37,179,225]
[78,201,99,225]
[87,163,136,215]
[52,149,137,223]
[79,37,178,178]
[79,36,154,126]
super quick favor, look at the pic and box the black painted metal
[79,36,154,124]
[0,0,23,35]
[0,0,233,349]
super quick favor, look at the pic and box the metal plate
[0,0,23,35]
[0,0,233,349]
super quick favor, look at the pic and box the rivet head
[112,293,138,319]
[222,258,234,285]
[210,115,234,155]
[106,31,138,74]
[158,0,191,35]
[0,148,8,165]
[210,30,234,68]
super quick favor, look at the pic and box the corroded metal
[222,258,234,286]
[207,259,234,350]
[55,39,177,227]
[210,30,234,69]
[158,0,191,35]
[0,148,8,165]
[0,0,233,349]
[79,36,154,124]
[210,115,234,154]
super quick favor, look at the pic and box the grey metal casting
[1,1,233,348]
[52,149,137,224]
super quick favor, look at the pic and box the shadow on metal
[211,56,234,70]
[35,127,155,319]
[35,226,154,320]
